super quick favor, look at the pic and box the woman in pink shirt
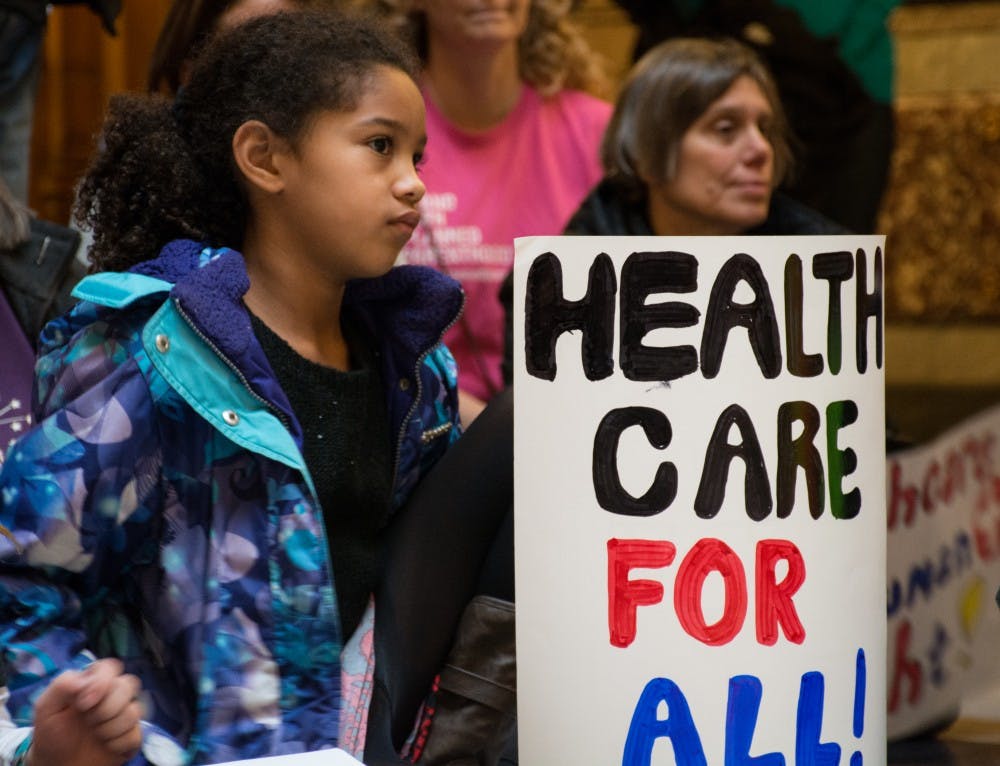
[374,0,612,424]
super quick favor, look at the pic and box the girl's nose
[398,167,426,203]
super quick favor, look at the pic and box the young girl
[372,0,611,424]
[0,10,476,765]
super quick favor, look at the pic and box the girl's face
[647,76,776,236]
[419,0,531,50]
[271,65,427,281]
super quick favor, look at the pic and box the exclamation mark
[851,648,866,766]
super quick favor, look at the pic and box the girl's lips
[391,211,421,231]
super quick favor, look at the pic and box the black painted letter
[776,401,825,518]
[620,251,700,381]
[701,254,782,379]
[812,251,853,375]
[524,252,617,380]
[856,247,884,373]
[827,400,861,519]
[785,255,823,377]
[695,404,773,520]
[593,407,677,517]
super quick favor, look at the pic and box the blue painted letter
[623,678,708,766]
[726,675,785,766]
[796,671,841,766]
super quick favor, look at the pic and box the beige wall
[572,0,637,91]
[884,3,1000,442]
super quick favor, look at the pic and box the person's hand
[28,658,143,766]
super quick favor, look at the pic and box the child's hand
[28,658,144,766]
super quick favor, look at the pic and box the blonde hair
[369,0,609,98]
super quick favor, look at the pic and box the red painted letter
[755,539,806,645]
[673,538,747,645]
[888,620,923,712]
[607,538,676,648]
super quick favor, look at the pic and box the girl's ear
[232,120,289,195]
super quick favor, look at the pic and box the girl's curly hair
[74,9,419,273]
[371,0,609,98]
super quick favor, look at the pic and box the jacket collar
[131,239,463,358]
[128,239,463,440]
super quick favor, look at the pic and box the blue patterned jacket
[0,240,464,764]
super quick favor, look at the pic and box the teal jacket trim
[141,298,314,491]
[72,272,173,307]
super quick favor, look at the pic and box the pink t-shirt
[402,86,611,401]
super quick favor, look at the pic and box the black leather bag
[366,595,517,766]
[0,217,83,347]
[415,595,516,766]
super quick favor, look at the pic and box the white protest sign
[887,403,1000,739]
[214,748,364,765]
[513,235,886,765]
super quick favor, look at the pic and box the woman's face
[647,76,776,236]
[418,0,530,50]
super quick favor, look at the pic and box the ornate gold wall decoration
[879,94,1000,321]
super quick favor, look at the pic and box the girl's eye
[369,136,392,155]
[414,151,426,171]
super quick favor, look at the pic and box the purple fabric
[129,239,464,454]
[0,286,35,456]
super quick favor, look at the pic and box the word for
[523,249,882,382]
[887,433,997,530]
[594,401,860,520]
[623,650,867,766]
[608,538,805,648]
